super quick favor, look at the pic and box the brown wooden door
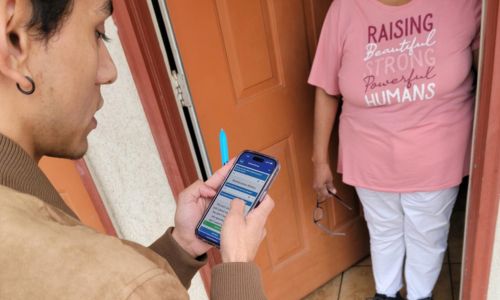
[165,0,369,298]
[39,157,108,234]
[461,0,500,298]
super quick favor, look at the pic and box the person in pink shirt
[309,0,481,299]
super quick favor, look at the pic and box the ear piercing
[16,76,36,95]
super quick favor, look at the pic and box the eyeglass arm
[329,191,353,211]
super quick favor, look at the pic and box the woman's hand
[312,88,340,200]
[172,160,235,258]
[220,196,275,262]
[313,162,336,199]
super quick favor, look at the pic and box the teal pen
[219,129,229,165]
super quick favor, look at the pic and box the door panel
[39,157,107,234]
[165,0,369,298]
[215,0,283,99]
[254,137,306,268]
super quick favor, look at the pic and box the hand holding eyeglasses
[312,161,337,199]
[312,162,353,236]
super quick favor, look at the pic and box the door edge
[462,0,500,298]
[112,0,215,294]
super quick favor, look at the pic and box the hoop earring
[16,76,36,95]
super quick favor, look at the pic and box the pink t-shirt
[309,0,481,192]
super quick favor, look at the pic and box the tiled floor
[303,210,465,300]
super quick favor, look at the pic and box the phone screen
[196,151,278,246]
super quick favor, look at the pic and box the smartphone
[195,150,280,247]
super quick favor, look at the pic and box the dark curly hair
[27,0,74,39]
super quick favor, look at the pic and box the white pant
[356,186,459,300]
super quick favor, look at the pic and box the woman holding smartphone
[309,0,481,299]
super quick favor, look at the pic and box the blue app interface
[198,153,276,244]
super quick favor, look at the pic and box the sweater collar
[0,133,77,218]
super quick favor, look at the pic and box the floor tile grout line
[448,208,464,300]
[337,272,344,300]
[447,249,455,300]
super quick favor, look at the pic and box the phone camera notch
[253,156,264,163]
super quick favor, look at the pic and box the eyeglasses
[313,191,353,236]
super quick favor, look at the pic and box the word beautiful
[364,13,437,107]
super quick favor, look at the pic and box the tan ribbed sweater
[0,134,266,299]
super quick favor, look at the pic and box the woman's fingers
[326,182,337,195]
[315,183,331,200]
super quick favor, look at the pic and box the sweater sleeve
[211,262,267,300]
[148,227,207,289]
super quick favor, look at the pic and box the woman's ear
[0,0,32,88]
